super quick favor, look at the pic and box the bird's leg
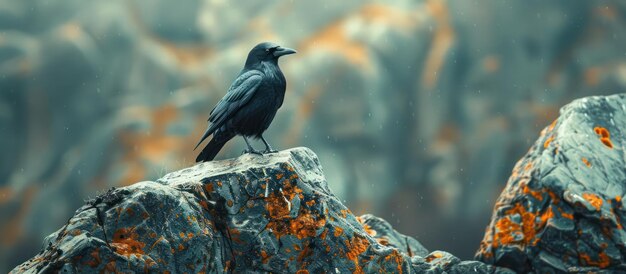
[260,135,278,153]
[242,136,262,155]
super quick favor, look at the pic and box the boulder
[12,148,505,273]
[476,94,626,272]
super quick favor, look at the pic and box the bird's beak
[273,46,297,57]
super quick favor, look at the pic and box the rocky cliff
[12,148,506,273]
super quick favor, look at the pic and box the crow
[194,42,296,162]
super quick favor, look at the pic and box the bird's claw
[263,149,278,154]
[242,149,263,156]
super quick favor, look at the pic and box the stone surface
[3,2,626,270]
[12,147,506,273]
[476,94,626,272]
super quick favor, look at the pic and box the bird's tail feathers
[194,127,215,151]
[196,137,228,162]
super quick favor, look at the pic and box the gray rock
[12,147,504,273]
[476,94,626,272]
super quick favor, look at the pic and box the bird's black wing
[194,70,263,149]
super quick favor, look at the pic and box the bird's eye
[266,47,279,54]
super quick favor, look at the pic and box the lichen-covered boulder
[476,94,626,272]
[12,147,505,273]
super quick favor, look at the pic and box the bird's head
[245,42,296,67]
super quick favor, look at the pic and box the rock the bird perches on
[12,148,505,273]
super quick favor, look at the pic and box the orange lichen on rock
[579,251,610,268]
[199,200,209,210]
[582,193,603,211]
[492,203,554,248]
[493,217,521,248]
[548,119,558,131]
[376,237,390,246]
[524,162,533,171]
[362,223,377,237]
[600,138,613,148]
[266,192,292,220]
[582,157,591,167]
[383,250,404,273]
[355,216,378,236]
[334,226,344,237]
[297,244,312,263]
[264,179,325,240]
[305,200,316,207]
[595,127,610,138]
[320,228,328,240]
[266,208,326,240]
[522,184,543,202]
[594,127,613,148]
[111,227,146,257]
[295,270,309,274]
[282,180,304,201]
[544,135,554,148]
[291,212,325,239]
[227,228,244,244]
[558,208,574,220]
[261,250,272,264]
[85,248,101,267]
[546,190,559,203]
[425,251,443,263]
[343,234,370,274]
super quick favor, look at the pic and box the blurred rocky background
[1,0,625,271]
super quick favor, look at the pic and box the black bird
[194,42,296,162]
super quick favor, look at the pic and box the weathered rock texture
[12,148,505,273]
[476,94,626,272]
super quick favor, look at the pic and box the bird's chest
[261,62,286,89]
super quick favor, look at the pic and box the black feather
[196,135,232,162]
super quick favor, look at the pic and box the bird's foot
[263,148,278,154]
[242,149,263,156]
